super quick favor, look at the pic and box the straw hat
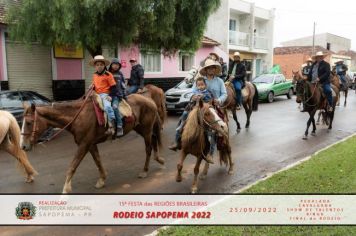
[306,57,313,62]
[334,59,344,64]
[209,52,220,61]
[233,51,240,57]
[199,59,222,76]
[312,51,326,59]
[89,55,110,67]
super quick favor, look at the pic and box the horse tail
[153,112,162,149]
[252,83,259,111]
[160,90,167,125]
[219,142,231,167]
[7,114,38,176]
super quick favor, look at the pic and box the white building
[205,0,275,80]
[281,33,351,54]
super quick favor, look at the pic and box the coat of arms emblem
[15,202,36,220]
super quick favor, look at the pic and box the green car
[252,74,294,103]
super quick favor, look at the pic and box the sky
[246,0,356,50]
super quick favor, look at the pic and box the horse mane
[182,107,203,143]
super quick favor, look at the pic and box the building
[281,33,351,53]
[205,0,275,80]
[274,46,351,79]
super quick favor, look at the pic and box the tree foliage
[6,0,220,56]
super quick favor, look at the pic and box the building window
[327,43,331,50]
[229,19,237,31]
[141,51,162,73]
[179,52,194,71]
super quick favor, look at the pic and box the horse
[176,99,233,193]
[222,81,259,132]
[20,94,164,193]
[331,71,349,107]
[0,111,37,183]
[139,84,167,127]
[293,71,339,140]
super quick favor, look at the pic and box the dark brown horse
[0,111,37,183]
[222,81,258,132]
[20,94,164,193]
[176,100,233,193]
[293,71,339,140]
[331,71,349,107]
[139,84,167,127]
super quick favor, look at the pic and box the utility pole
[312,22,316,55]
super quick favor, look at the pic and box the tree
[6,0,220,57]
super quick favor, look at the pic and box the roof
[274,46,334,55]
[202,36,220,46]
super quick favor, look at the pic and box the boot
[116,126,124,137]
[236,104,241,110]
[168,141,181,151]
[105,120,116,136]
[205,154,214,164]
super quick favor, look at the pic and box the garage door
[6,41,53,99]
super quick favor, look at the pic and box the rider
[127,58,145,95]
[90,55,117,136]
[302,57,313,77]
[228,51,246,110]
[335,60,348,89]
[169,59,227,164]
[108,58,127,137]
[219,57,228,81]
[307,51,333,112]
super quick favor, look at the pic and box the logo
[16,202,36,220]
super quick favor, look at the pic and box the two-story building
[205,0,275,81]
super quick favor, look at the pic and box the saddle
[225,81,248,101]
[92,93,135,127]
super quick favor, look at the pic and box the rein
[303,81,318,107]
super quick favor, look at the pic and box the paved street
[1,92,356,235]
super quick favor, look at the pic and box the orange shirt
[92,72,116,94]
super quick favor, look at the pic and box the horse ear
[30,103,36,112]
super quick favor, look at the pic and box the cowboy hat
[306,57,313,62]
[89,55,110,67]
[233,51,241,57]
[199,58,222,76]
[129,58,137,62]
[334,59,344,64]
[209,52,220,61]
[312,51,326,59]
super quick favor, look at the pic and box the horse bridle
[22,110,39,144]
[294,75,318,107]
[199,105,223,130]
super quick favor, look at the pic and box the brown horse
[139,84,167,126]
[222,81,259,132]
[20,94,164,193]
[176,100,233,193]
[331,71,349,107]
[0,111,37,183]
[293,71,339,140]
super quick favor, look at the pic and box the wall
[56,58,82,80]
[0,28,4,81]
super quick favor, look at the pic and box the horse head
[184,67,198,84]
[197,99,228,138]
[21,104,48,151]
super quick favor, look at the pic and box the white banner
[0,195,354,225]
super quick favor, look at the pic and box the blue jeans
[175,111,189,143]
[207,130,216,155]
[322,83,333,107]
[232,80,242,105]
[99,93,115,122]
[127,85,139,95]
[112,97,123,127]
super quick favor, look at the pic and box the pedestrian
[127,58,144,95]
[228,51,246,110]
[108,58,126,137]
[90,55,117,135]
[307,51,333,112]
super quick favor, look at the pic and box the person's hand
[137,89,143,93]
[228,76,234,82]
[214,99,220,106]
[106,96,112,102]
[316,78,320,82]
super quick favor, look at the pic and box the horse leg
[311,116,317,136]
[138,134,153,178]
[344,90,347,107]
[232,109,241,132]
[316,110,321,125]
[243,102,251,129]
[199,162,209,180]
[62,143,90,193]
[228,153,234,175]
[89,144,107,189]
[303,112,314,140]
[176,151,188,182]
[328,110,335,130]
[152,134,165,166]
[2,140,37,183]
[191,157,203,194]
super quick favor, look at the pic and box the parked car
[253,74,294,103]
[0,90,53,141]
[165,80,193,112]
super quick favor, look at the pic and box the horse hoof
[155,157,165,165]
[95,179,105,189]
[176,175,183,182]
[236,129,241,133]
[316,122,320,125]
[311,132,316,137]
[199,174,207,180]
[302,135,308,140]
[138,172,148,178]
[228,170,234,175]
[191,187,198,194]
[25,175,35,183]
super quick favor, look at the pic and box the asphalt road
[1,92,356,235]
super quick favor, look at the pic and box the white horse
[0,111,37,182]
